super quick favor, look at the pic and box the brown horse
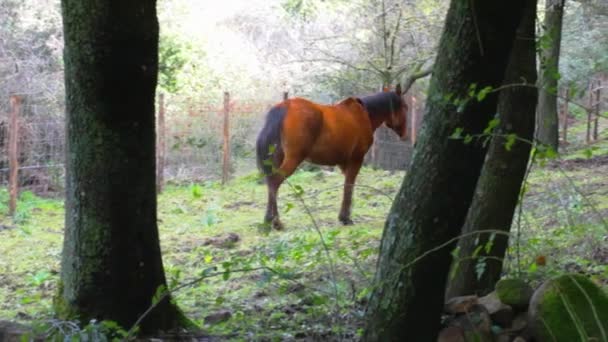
[256,84,408,230]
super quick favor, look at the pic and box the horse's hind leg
[264,155,302,230]
[338,160,363,225]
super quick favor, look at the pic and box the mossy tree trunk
[446,0,538,299]
[362,1,526,341]
[536,0,565,151]
[58,0,187,333]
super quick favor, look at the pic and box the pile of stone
[438,274,608,342]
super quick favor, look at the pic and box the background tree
[362,1,526,340]
[57,0,189,333]
[227,0,446,100]
[536,0,566,151]
[446,0,538,299]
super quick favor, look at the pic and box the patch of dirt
[547,154,608,171]
[223,201,256,210]
[202,233,240,249]
[0,224,14,232]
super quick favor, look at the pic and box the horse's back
[282,97,373,166]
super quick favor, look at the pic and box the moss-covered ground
[0,121,607,340]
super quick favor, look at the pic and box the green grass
[0,119,607,339]
[0,167,400,339]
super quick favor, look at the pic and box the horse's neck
[368,112,389,131]
[361,93,392,131]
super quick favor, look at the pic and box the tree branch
[401,66,433,93]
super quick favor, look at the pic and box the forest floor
[0,121,607,340]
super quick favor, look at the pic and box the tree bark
[536,0,565,151]
[362,1,526,340]
[446,0,538,299]
[57,0,188,333]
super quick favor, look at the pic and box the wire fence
[0,90,421,214]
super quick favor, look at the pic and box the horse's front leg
[338,161,363,225]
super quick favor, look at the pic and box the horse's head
[384,83,408,141]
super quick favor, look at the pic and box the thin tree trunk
[57,0,189,333]
[363,1,526,340]
[536,0,565,151]
[446,0,538,299]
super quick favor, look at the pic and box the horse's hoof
[272,218,285,230]
[339,217,354,225]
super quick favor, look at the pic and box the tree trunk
[446,0,538,299]
[536,0,565,151]
[57,0,188,333]
[362,1,526,340]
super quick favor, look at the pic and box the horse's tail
[256,104,287,176]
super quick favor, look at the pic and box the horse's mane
[359,92,402,118]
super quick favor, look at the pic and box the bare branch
[401,66,433,93]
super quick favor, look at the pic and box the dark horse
[256,84,408,230]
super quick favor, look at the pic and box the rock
[495,333,512,342]
[529,274,608,342]
[478,291,502,313]
[510,313,528,333]
[478,291,514,327]
[491,306,514,328]
[0,320,41,342]
[495,278,534,310]
[204,309,232,324]
[451,304,493,342]
[445,295,479,314]
[437,326,465,342]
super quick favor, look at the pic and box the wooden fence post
[410,95,418,145]
[593,79,600,141]
[156,93,165,193]
[561,87,569,143]
[8,95,21,217]
[283,91,288,101]
[586,81,593,144]
[222,91,231,185]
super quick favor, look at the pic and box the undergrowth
[0,129,607,340]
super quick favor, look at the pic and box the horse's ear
[355,97,364,106]
[395,83,402,96]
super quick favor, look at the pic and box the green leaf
[292,184,304,197]
[152,284,167,305]
[191,184,203,198]
[284,202,294,213]
[468,83,478,97]
[475,257,487,280]
[476,86,493,102]
[463,134,473,144]
[545,146,558,159]
[504,133,518,151]
[483,117,500,135]
[472,245,483,258]
[450,127,464,139]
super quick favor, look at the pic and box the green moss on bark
[58,0,193,334]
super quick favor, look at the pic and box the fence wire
[1,92,419,196]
